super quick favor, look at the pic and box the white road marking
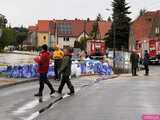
[13,99,39,115]
[13,95,51,115]
[16,88,81,120]
[22,112,39,120]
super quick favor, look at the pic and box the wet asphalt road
[0,66,160,120]
[0,77,96,120]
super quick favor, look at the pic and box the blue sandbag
[3,59,113,78]
[48,66,55,77]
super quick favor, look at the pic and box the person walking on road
[130,50,139,76]
[53,45,64,80]
[57,47,75,95]
[34,44,55,97]
[143,50,150,76]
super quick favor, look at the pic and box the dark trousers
[39,73,55,95]
[54,59,62,80]
[58,75,74,94]
[132,67,137,76]
[144,64,149,75]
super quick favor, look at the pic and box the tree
[108,16,112,21]
[74,40,80,48]
[16,32,28,49]
[90,13,102,39]
[79,37,87,50]
[0,15,7,28]
[13,26,28,49]
[105,0,131,50]
[139,9,147,16]
[97,13,103,21]
[0,28,16,51]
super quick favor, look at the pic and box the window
[43,36,46,40]
[155,27,160,34]
[64,37,70,41]
[57,23,72,34]
[63,45,70,48]
[145,18,152,22]
[43,36,47,42]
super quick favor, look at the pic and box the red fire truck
[87,39,106,56]
[138,38,160,64]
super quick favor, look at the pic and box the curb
[108,74,119,79]
[10,51,37,56]
[95,74,119,81]
[0,74,119,89]
[0,78,38,89]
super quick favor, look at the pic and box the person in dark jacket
[130,50,139,76]
[34,44,55,97]
[57,47,75,95]
[143,50,150,76]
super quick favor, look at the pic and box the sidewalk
[10,51,38,56]
[0,77,37,89]
[0,75,118,89]
[115,68,158,81]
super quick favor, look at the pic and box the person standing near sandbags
[34,44,55,97]
[143,50,150,76]
[53,45,64,81]
[130,49,139,76]
[57,47,75,95]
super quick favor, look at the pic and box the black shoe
[132,74,138,76]
[39,97,43,103]
[34,93,42,97]
[50,90,55,96]
[56,90,62,94]
[67,92,75,96]
[144,74,149,76]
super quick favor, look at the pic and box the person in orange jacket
[53,45,64,80]
[34,44,55,97]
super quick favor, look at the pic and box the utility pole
[84,20,86,39]
[113,21,116,72]
[55,22,58,45]
[106,8,116,72]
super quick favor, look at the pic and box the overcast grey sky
[0,0,160,27]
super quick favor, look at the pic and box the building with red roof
[129,10,160,51]
[28,19,112,48]
[129,10,160,59]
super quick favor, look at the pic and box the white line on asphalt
[13,95,51,115]
[23,112,39,120]
[21,88,81,120]
[13,99,39,115]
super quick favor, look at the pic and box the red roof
[29,19,112,39]
[131,10,160,42]
[55,20,93,37]
[55,20,111,38]
[37,20,51,32]
[28,26,37,32]
[98,21,112,39]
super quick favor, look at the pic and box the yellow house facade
[37,32,49,47]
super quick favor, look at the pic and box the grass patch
[0,73,7,77]
[0,64,7,67]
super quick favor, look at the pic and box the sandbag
[1,60,113,78]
